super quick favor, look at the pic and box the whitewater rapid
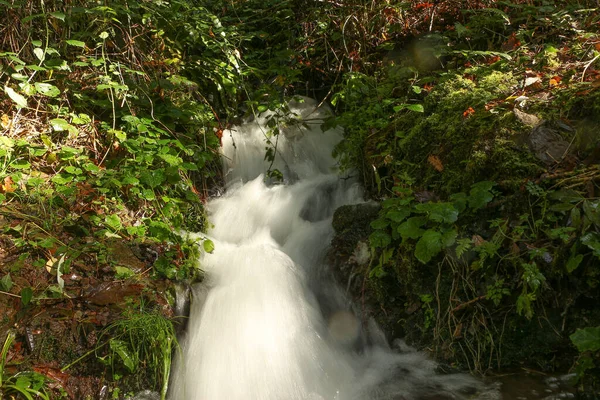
[169,97,497,400]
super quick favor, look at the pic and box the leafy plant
[1,331,51,399]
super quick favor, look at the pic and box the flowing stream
[169,97,500,400]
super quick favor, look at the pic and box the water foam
[170,97,498,400]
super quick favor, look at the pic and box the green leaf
[115,266,135,279]
[386,208,411,223]
[581,232,600,258]
[203,239,215,253]
[370,218,389,229]
[49,11,66,21]
[468,181,495,210]
[99,31,109,39]
[34,82,60,97]
[397,217,427,240]
[4,85,27,108]
[0,274,13,291]
[414,230,443,263]
[369,230,391,248]
[105,214,122,231]
[570,327,600,352]
[405,104,424,112]
[21,287,33,306]
[140,170,166,189]
[51,173,73,185]
[20,82,36,96]
[109,339,137,373]
[12,159,31,169]
[393,103,424,113]
[441,228,458,247]
[65,40,86,48]
[50,118,72,131]
[415,202,459,224]
[158,153,183,166]
[33,47,45,61]
[138,188,154,200]
[583,200,600,226]
[566,253,583,273]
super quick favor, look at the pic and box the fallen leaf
[427,154,444,172]
[549,76,562,86]
[1,114,11,130]
[0,176,15,193]
[472,235,486,246]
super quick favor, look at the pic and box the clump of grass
[101,310,177,400]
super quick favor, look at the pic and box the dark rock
[526,121,571,165]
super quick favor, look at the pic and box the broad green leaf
[581,232,600,257]
[583,200,600,226]
[393,103,424,113]
[51,173,73,185]
[64,166,82,175]
[140,170,166,188]
[369,230,391,248]
[415,202,459,224]
[49,11,66,21]
[441,228,458,247]
[549,189,584,203]
[33,47,45,61]
[405,104,424,112]
[141,188,156,200]
[34,82,60,97]
[115,266,135,279]
[49,118,71,131]
[414,230,443,263]
[31,40,42,47]
[12,159,30,169]
[65,40,86,48]
[20,82,36,96]
[386,208,411,223]
[109,339,137,372]
[158,153,183,166]
[203,239,215,253]
[570,327,600,352]
[21,287,33,306]
[397,217,427,240]
[370,218,389,229]
[0,274,13,291]
[37,237,56,248]
[468,181,495,210]
[4,85,27,108]
[566,253,583,273]
[105,214,122,231]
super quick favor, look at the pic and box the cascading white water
[169,97,500,400]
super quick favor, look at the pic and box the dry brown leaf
[427,154,444,172]
[1,114,11,130]
[0,176,15,193]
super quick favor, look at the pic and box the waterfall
[169,97,499,400]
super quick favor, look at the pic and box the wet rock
[84,281,144,306]
[527,122,571,165]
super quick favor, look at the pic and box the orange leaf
[427,155,444,172]
[549,76,562,86]
[0,176,15,193]
[463,107,475,118]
